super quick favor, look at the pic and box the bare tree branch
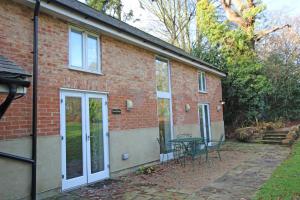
[255,24,291,42]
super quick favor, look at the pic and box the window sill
[68,66,104,76]
[199,91,208,94]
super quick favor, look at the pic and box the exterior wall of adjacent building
[0,0,224,199]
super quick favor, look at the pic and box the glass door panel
[198,104,211,144]
[89,97,104,174]
[204,105,211,142]
[65,96,84,179]
[199,106,204,139]
[61,92,87,191]
[157,98,172,153]
[86,94,109,183]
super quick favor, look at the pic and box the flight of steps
[259,130,289,144]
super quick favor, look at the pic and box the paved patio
[48,142,290,200]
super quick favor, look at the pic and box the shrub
[234,127,257,142]
[136,166,155,175]
[255,120,284,131]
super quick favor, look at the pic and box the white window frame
[156,57,172,99]
[155,56,174,161]
[69,26,101,74]
[198,71,207,93]
[198,103,212,146]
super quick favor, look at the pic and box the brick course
[0,0,223,139]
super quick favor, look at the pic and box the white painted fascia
[15,0,226,77]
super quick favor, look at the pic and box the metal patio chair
[192,138,208,164]
[156,138,183,165]
[207,134,224,160]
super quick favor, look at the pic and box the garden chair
[207,134,224,160]
[193,138,208,164]
[156,138,183,165]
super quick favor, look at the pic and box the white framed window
[69,27,101,74]
[155,57,171,98]
[198,71,207,92]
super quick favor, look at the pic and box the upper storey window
[155,58,170,93]
[69,27,101,74]
[198,71,207,92]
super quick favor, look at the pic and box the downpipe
[32,0,40,199]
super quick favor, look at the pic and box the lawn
[254,139,300,200]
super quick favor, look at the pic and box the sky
[263,0,300,16]
[78,0,300,37]
[79,0,300,25]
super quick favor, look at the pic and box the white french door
[198,104,212,145]
[60,90,109,191]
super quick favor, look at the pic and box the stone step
[264,130,289,135]
[264,133,287,137]
[256,139,282,144]
[263,136,286,140]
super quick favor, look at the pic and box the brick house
[0,0,226,199]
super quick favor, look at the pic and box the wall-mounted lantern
[217,100,225,112]
[185,104,191,112]
[0,55,31,119]
[126,99,133,111]
[217,105,222,112]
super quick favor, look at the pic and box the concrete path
[189,144,290,200]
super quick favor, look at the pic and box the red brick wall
[0,0,223,139]
[0,1,34,139]
[171,60,223,126]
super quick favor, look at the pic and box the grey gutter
[47,0,225,76]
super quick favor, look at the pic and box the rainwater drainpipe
[32,0,40,199]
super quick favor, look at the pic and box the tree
[87,0,134,21]
[139,0,196,52]
[219,0,290,47]
[196,0,272,127]
[257,15,300,121]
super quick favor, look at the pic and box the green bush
[136,166,155,175]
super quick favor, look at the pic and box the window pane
[204,105,210,141]
[87,35,98,71]
[156,59,169,92]
[70,30,83,68]
[202,72,206,91]
[198,73,203,91]
[89,98,104,174]
[65,97,83,179]
[157,98,172,153]
[199,105,205,138]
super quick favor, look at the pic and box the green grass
[66,122,83,162]
[66,122,103,163]
[254,140,300,200]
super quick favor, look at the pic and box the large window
[69,27,100,73]
[156,58,170,93]
[155,57,173,157]
[198,71,207,92]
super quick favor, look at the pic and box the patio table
[170,137,206,162]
